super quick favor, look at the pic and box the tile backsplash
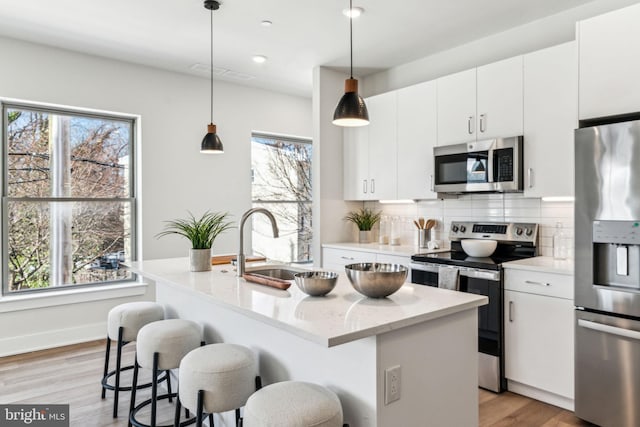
[367,194,574,257]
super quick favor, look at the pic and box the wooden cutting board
[211,254,267,265]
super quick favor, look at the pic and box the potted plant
[156,211,234,271]
[344,208,382,243]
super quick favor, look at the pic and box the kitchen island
[129,258,487,426]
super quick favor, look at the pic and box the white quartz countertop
[502,256,574,275]
[129,258,486,348]
[322,242,449,257]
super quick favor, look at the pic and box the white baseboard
[507,380,574,411]
[0,321,106,357]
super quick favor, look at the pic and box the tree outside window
[3,103,135,293]
[251,134,312,263]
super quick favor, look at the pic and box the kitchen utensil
[418,218,425,229]
[413,220,421,229]
[344,263,408,298]
[460,239,497,257]
[294,271,338,296]
[425,219,436,230]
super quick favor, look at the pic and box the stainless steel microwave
[433,136,523,193]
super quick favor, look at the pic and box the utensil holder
[418,229,431,249]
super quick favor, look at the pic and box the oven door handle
[410,262,500,282]
[578,319,640,341]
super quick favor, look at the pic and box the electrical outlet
[384,365,401,404]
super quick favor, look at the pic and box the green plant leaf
[156,211,234,249]
[344,208,381,231]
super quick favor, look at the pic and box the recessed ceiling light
[342,6,364,18]
[252,55,267,64]
[261,20,272,26]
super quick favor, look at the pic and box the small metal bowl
[345,263,408,298]
[294,271,338,296]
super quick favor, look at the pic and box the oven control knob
[525,228,533,236]
[515,227,523,236]
[452,225,459,233]
[459,225,466,233]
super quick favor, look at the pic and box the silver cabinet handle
[479,114,486,133]
[430,174,434,192]
[509,301,514,322]
[525,280,550,286]
[340,256,355,260]
[468,116,474,134]
[371,179,375,193]
[363,179,367,194]
[578,319,640,341]
[528,168,533,189]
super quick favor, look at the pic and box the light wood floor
[1,340,595,426]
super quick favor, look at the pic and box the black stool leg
[113,326,124,418]
[235,409,240,425]
[209,413,214,427]
[166,370,173,402]
[128,355,140,427]
[151,352,159,427]
[173,392,182,427]
[255,376,262,390]
[196,389,204,427]
[101,335,111,399]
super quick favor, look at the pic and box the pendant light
[201,0,224,153]
[332,0,369,127]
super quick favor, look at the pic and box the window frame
[1,99,139,295]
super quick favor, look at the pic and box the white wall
[362,0,639,96]
[0,35,311,355]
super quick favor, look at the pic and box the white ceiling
[0,0,590,97]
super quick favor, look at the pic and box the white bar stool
[128,319,202,427]
[102,301,165,418]
[174,343,259,427]
[242,381,346,427]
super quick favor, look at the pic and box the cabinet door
[343,126,369,200]
[523,42,577,198]
[322,247,375,272]
[437,68,476,145]
[367,92,397,200]
[476,56,523,140]
[504,290,574,399]
[397,80,438,200]
[578,3,640,119]
[376,254,411,282]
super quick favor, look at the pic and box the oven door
[411,261,505,392]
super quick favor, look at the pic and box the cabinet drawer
[322,248,375,269]
[504,269,573,299]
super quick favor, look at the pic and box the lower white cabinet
[504,268,574,410]
[322,247,410,282]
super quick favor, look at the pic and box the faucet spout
[237,208,279,277]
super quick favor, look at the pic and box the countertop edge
[322,242,449,257]
[502,256,574,276]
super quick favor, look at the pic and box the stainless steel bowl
[345,263,408,298]
[294,271,338,296]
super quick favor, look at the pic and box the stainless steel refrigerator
[575,119,640,427]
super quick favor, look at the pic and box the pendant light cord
[210,6,214,123]
[349,0,353,79]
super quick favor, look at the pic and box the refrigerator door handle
[578,319,640,341]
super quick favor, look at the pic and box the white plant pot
[359,230,372,244]
[190,248,211,272]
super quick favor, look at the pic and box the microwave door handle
[487,148,494,183]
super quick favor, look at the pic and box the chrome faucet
[237,208,279,277]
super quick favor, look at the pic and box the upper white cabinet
[578,3,640,119]
[343,92,397,201]
[523,42,578,198]
[437,56,523,145]
[397,80,438,200]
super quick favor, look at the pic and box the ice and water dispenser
[593,220,640,290]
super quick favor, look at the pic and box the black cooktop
[411,242,536,271]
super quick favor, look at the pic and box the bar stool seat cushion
[243,381,343,427]
[107,301,164,342]
[179,343,256,414]
[136,319,201,370]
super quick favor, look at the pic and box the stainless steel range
[410,221,538,392]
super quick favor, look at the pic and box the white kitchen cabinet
[523,42,578,198]
[504,268,574,410]
[437,57,523,145]
[578,3,640,120]
[397,80,438,200]
[342,92,397,201]
[322,247,376,272]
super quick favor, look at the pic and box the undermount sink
[245,265,304,281]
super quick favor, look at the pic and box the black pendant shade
[201,123,224,153]
[333,78,369,126]
[201,0,224,153]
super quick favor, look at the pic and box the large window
[251,133,312,263]
[2,102,136,294]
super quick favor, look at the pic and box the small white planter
[359,230,372,244]
[190,248,212,272]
